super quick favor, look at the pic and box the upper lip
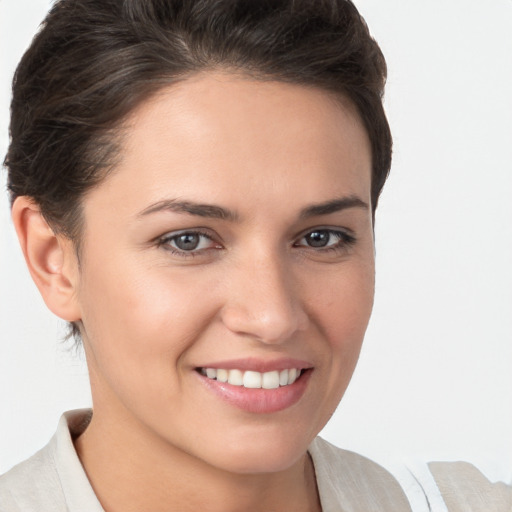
[195,357,313,373]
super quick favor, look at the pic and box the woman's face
[73,73,375,473]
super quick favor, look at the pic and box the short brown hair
[6,0,391,341]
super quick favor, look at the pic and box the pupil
[307,230,329,247]
[175,233,200,250]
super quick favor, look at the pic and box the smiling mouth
[197,368,304,389]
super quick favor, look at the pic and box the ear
[11,196,82,323]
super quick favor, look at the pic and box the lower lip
[196,370,312,414]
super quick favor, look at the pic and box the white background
[1,0,511,482]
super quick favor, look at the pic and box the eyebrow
[138,195,368,221]
[138,199,239,221]
[299,195,369,218]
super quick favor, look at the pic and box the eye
[294,229,355,250]
[158,230,221,255]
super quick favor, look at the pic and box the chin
[194,426,316,475]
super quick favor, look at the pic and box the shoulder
[0,410,100,512]
[428,461,512,512]
[309,437,412,511]
[0,440,67,512]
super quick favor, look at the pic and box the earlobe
[11,196,82,322]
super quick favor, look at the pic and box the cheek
[310,260,375,395]
[284,259,375,436]
[76,255,221,384]
[77,259,229,431]
[311,259,375,347]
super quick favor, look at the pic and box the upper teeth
[200,368,301,389]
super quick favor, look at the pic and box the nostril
[219,260,309,343]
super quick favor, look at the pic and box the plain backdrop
[1,0,511,482]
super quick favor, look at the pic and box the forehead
[85,73,372,219]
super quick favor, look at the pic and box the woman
[0,1,510,510]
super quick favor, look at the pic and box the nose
[220,252,309,344]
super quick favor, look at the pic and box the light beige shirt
[1,410,510,511]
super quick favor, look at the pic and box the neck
[74,407,321,512]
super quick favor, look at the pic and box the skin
[13,73,375,512]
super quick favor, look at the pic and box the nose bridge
[220,247,308,343]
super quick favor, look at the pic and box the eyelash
[157,228,356,258]
[157,229,219,257]
[293,229,356,253]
